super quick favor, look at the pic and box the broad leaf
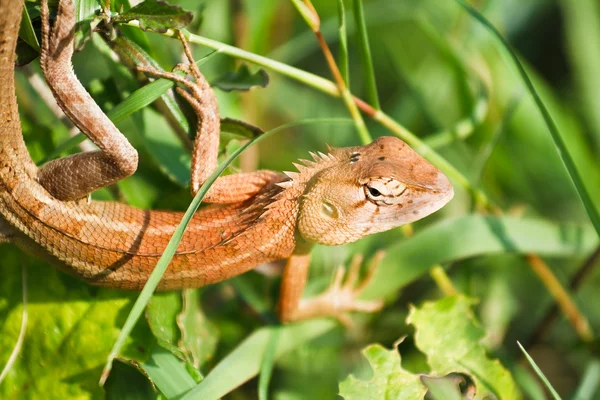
[113,0,193,33]
[221,117,264,139]
[408,296,521,399]
[212,65,270,92]
[339,343,427,400]
[0,249,154,399]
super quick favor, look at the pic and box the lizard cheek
[321,200,339,219]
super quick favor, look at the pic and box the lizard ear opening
[321,200,339,219]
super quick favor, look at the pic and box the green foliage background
[1,0,599,398]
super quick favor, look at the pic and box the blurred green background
[1,0,600,398]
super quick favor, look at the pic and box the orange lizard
[0,0,453,322]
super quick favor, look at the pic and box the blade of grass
[141,345,198,398]
[336,0,349,86]
[0,264,27,384]
[560,0,600,151]
[352,0,379,109]
[289,0,372,145]
[258,328,280,400]
[456,0,600,238]
[572,358,600,400]
[425,83,489,149]
[179,320,335,400]
[517,341,561,400]
[471,91,522,183]
[19,5,40,51]
[99,118,353,385]
[361,215,598,300]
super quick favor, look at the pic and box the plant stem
[124,21,487,203]
[352,0,380,109]
[289,1,371,144]
[430,266,458,296]
[526,254,594,344]
[527,246,600,347]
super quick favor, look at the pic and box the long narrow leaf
[180,320,335,400]
[517,342,562,400]
[573,358,600,400]
[336,0,349,86]
[258,328,280,400]
[560,0,600,150]
[19,6,39,51]
[352,0,379,109]
[456,0,600,238]
[99,118,352,385]
[141,345,198,398]
[362,215,598,300]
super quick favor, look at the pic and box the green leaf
[560,0,600,151]
[180,320,336,400]
[258,328,280,400]
[212,65,270,92]
[0,249,154,399]
[517,342,561,400]
[108,34,193,133]
[18,5,39,51]
[407,296,521,400]
[420,374,466,400]
[104,360,156,400]
[572,358,600,400]
[178,289,219,369]
[336,0,349,86]
[456,0,600,239]
[362,215,598,301]
[339,343,427,400]
[136,107,191,187]
[141,344,198,398]
[15,4,39,66]
[146,292,182,346]
[351,0,379,109]
[220,117,264,140]
[113,0,193,33]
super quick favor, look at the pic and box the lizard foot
[136,31,211,107]
[295,251,385,326]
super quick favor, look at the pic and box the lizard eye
[363,179,407,205]
[366,185,382,197]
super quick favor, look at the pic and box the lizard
[0,0,453,323]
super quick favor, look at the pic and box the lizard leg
[137,33,284,203]
[37,0,138,201]
[278,252,385,324]
[137,32,220,197]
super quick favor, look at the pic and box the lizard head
[295,136,454,245]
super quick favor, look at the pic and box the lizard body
[0,0,453,322]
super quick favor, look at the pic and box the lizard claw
[298,251,385,325]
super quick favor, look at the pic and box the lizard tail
[0,0,38,191]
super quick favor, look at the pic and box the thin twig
[526,254,594,344]
[527,246,600,347]
[290,1,372,145]
[429,265,458,296]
